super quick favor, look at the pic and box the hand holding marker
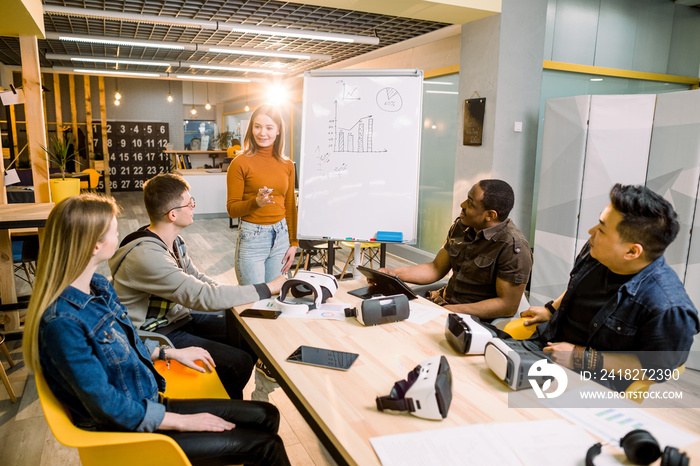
[256,186,275,207]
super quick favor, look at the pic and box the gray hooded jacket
[109,228,269,332]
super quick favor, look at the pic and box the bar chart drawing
[331,101,386,153]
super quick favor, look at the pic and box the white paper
[370,419,603,466]
[552,400,699,449]
[3,169,20,185]
[249,298,347,320]
[406,301,447,325]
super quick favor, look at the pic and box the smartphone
[286,345,359,371]
[240,308,282,319]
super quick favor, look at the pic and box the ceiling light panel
[32,0,449,76]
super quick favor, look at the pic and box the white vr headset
[444,313,499,355]
[376,355,452,420]
[484,339,549,390]
[275,270,339,313]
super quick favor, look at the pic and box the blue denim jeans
[235,219,289,285]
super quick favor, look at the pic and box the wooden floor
[0,191,415,466]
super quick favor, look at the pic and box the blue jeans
[235,219,289,285]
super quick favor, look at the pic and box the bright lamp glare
[114,99,120,106]
[266,85,288,105]
[167,93,173,102]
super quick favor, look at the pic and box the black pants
[162,398,290,466]
[165,313,257,399]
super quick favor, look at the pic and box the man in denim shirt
[522,184,699,389]
[380,179,532,321]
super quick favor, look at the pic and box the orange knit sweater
[226,146,298,246]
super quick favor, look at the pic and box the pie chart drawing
[376,87,403,112]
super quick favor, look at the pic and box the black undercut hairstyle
[478,179,515,221]
[609,183,679,261]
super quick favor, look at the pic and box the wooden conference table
[0,203,54,332]
[230,280,700,466]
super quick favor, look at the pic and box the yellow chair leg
[340,248,354,279]
[293,251,305,277]
[1,342,17,403]
[0,342,15,367]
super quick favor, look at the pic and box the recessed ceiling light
[59,35,185,50]
[73,69,162,77]
[176,75,251,83]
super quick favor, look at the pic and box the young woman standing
[226,104,298,286]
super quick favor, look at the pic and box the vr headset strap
[375,379,415,413]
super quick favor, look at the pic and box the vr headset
[376,355,452,420]
[344,294,410,326]
[275,271,338,313]
[484,339,548,390]
[444,313,499,355]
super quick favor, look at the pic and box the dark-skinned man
[380,179,532,321]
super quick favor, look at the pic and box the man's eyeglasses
[164,197,196,216]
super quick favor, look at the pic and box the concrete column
[454,0,547,239]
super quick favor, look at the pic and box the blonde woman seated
[23,194,290,466]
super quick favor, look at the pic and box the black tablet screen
[287,346,359,371]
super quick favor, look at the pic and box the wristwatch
[544,300,557,314]
[158,345,172,368]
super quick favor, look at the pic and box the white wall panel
[647,89,700,279]
[575,95,655,252]
[530,96,589,305]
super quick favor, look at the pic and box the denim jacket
[39,274,166,432]
[537,243,699,370]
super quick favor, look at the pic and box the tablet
[286,345,359,371]
[348,265,418,300]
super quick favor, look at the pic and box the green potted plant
[42,135,81,203]
[210,130,238,150]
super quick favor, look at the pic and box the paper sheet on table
[248,298,347,320]
[406,301,447,325]
[370,419,611,466]
[551,394,699,449]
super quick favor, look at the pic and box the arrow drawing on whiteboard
[331,100,387,153]
[337,80,361,101]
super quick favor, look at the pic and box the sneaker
[255,359,277,383]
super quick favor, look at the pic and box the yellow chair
[501,317,539,340]
[339,241,382,279]
[80,168,102,191]
[36,370,192,466]
[625,365,685,404]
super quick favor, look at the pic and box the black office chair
[12,234,39,287]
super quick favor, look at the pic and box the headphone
[586,430,688,466]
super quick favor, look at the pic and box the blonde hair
[23,194,120,373]
[242,104,286,162]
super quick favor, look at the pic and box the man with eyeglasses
[109,173,285,400]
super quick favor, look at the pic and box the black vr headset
[376,355,452,420]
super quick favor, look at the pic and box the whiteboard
[297,69,423,243]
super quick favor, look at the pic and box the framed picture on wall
[183,120,217,151]
[463,98,485,146]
